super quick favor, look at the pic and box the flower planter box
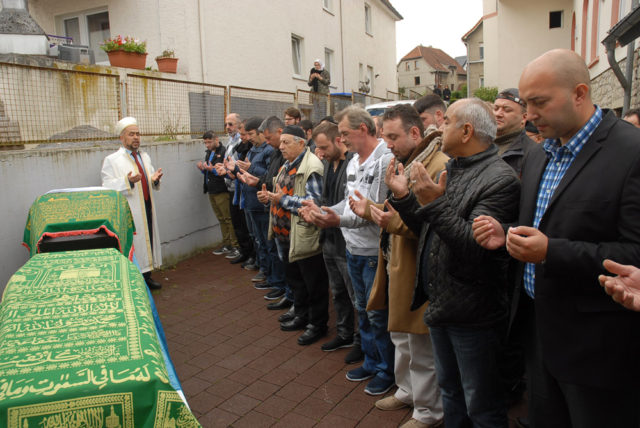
[156,57,178,73]
[107,51,147,70]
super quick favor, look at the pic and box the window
[550,10,563,28]
[479,76,485,88]
[479,43,484,60]
[405,62,410,71]
[365,3,372,35]
[324,48,333,74]
[57,9,110,63]
[414,60,418,70]
[323,0,333,12]
[414,76,420,85]
[291,35,303,76]
[367,65,374,94]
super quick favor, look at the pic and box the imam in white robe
[101,146,162,273]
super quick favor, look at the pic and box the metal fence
[386,90,408,101]
[0,61,406,146]
[126,74,226,139]
[353,92,387,106]
[229,86,295,122]
[296,89,329,124]
[0,63,120,146]
[408,89,422,100]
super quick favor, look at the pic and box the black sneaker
[264,288,285,301]
[225,248,241,259]
[344,345,364,364]
[321,336,354,352]
[253,281,272,290]
[212,245,231,256]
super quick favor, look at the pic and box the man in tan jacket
[350,104,447,428]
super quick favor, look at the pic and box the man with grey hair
[388,98,520,426]
[102,117,163,290]
[301,105,395,396]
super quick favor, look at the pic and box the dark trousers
[430,324,508,428]
[522,295,640,428]
[282,248,329,329]
[229,195,253,257]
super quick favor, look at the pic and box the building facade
[464,0,638,110]
[397,45,466,96]
[21,0,402,98]
[571,0,639,111]
[461,19,484,95]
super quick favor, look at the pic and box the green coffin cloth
[0,249,200,428]
[23,190,135,260]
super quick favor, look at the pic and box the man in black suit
[472,49,640,427]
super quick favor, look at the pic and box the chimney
[0,0,48,55]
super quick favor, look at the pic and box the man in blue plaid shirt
[473,49,640,427]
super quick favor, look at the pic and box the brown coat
[365,130,449,334]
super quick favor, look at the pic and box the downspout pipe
[603,0,638,115]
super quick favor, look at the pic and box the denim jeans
[246,211,286,293]
[345,250,394,382]
[429,325,508,428]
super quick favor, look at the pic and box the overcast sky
[393,0,484,63]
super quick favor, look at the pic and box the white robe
[101,147,162,273]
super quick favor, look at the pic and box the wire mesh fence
[386,90,408,101]
[409,89,422,100]
[352,92,387,106]
[296,89,329,123]
[329,93,353,116]
[0,61,403,146]
[229,86,295,122]
[126,74,226,139]
[0,62,120,146]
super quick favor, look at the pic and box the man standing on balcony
[102,116,163,290]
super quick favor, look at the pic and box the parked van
[365,100,414,117]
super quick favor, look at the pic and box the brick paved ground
[153,250,527,427]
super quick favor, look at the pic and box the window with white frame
[291,35,303,76]
[56,9,111,63]
[365,3,372,35]
[323,0,333,13]
[367,66,374,94]
[479,42,484,60]
[324,48,334,75]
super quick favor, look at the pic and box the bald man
[472,49,640,426]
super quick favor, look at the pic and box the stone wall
[0,139,223,294]
[590,48,639,111]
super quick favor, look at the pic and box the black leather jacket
[390,144,520,328]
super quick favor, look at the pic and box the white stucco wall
[29,0,400,98]
[0,140,222,294]
[483,0,572,90]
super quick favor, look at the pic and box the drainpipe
[339,0,345,92]
[464,41,470,97]
[197,0,207,83]
[603,0,638,115]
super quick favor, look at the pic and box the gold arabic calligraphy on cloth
[0,249,199,427]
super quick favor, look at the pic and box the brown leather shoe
[375,395,409,411]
